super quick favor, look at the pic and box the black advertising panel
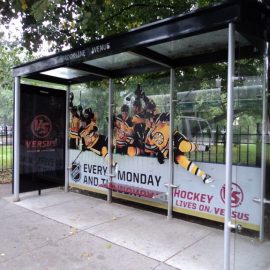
[20,84,66,192]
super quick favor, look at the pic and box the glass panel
[148,29,250,59]
[234,33,270,270]
[68,82,109,193]
[169,71,226,269]
[109,76,170,203]
[19,85,66,192]
[84,52,150,70]
[41,67,91,79]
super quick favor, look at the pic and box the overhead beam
[68,63,166,84]
[173,45,257,67]
[69,46,258,84]
[113,63,166,77]
[129,47,174,68]
[69,74,107,84]
[25,74,71,85]
[70,63,114,78]
[235,23,265,53]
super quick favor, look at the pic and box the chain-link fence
[0,125,13,172]
[0,123,262,172]
[188,125,262,167]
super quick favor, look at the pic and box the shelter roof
[13,0,270,85]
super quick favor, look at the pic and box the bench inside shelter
[99,182,164,199]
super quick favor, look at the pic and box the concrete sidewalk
[0,184,269,270]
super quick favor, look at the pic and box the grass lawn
[188,143,259,166]
[0,143,261,171]
[0,145,13,170]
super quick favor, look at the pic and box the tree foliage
[0,0,221,52]
[0,46,33,124]
[0,0,263,129]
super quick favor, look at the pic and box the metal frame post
[107,78,113,202]
[65,85,70,192]
[13,77,20,202]
[259,42,269,240]
[167,68,175,219]
[224,23,235,270]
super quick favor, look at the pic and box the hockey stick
[70,148,84,165]
[69,129,98,167]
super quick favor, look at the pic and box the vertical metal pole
[259,42,269,241]
[167,69,175,219]
[64,85,70,192]
[13,77,20,202]
[224,23,235,270]
[107,78,113,203]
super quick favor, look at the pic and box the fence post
[256,123,262,166]
[223,126,226,163]
[1,128,3,172]
[238,126,241,164]
[5,125,7,170]
[215,125,219,163]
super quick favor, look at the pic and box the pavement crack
[162,231,213,264]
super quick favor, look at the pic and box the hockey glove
[156,151,165,164]
[82,144,87,151]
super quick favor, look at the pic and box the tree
[0,45,33,125]
[0,0,262,130]
[0,0,221,52]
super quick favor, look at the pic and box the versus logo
[31,115,52,139]
[220,182,244,208]
[71,162,81,182]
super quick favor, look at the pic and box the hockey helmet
[146,99,156,111]
[133,99,142,108]
[71,106,77,112]
[121,104,129,113]
[84,108,94,120]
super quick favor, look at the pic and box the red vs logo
[220,182,244,208]
[31,115,52,138]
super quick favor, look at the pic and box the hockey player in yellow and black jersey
[69,106,81,149]
[78,108,118,171]
[69,92,82,149]
[144,100,214,184]
[132,99,145,141]
[114,104,135,155]
[128,99,146,157]
[129,84,158,156]
[79,108,108,158]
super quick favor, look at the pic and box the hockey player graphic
[128,99,146,156]
[132,99,145,143]
[69,92,82,149]
[114,104,135,155]
[69,106,81,149]
[79,108,117,170]
[144,100,214,184]
[79,108,108,156]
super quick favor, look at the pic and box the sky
[0,17,22,44]
[0,16,55,57]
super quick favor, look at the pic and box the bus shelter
[12,1,270,269]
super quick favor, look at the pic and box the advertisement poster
[67,83,261,231]
[69,151,261,231]
[20,84,66,192]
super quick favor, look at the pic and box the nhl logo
[71,162,81,182]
